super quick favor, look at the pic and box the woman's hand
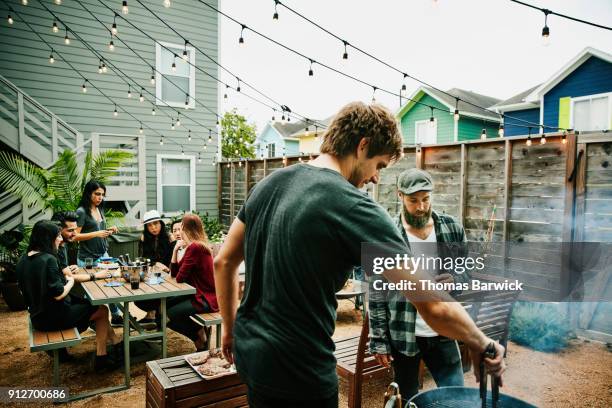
[154,262,170,272]
[108,226,119,234]
[174,240,185,251]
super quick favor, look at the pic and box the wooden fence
[217,132,612,341]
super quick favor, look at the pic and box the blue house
[253,120,303,158]
[493,47,612,136]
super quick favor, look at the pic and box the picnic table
[81,269,195,391]
[336,279,367,320]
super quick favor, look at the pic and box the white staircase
[0,74,89,232]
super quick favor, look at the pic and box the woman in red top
[168,214,218,350]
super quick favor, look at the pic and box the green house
[397,87,502,145]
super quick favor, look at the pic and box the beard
[403,205,432,229]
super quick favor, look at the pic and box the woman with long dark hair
[74,180,122,325]
[17,220,121,370]
[167,214,218,350]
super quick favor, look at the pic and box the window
[415,119,437,145]
[156,155,195,214]
[268,143,276,158]
[571,93,611,132]
[155,42,196,108]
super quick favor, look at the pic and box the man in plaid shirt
[368,168,470,399]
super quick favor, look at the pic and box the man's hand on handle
[221,326,234,365]
[471,340,506,386]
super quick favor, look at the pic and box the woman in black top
[17,220,121,370]
[135,210,176,326]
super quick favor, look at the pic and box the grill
[407,386,537,408]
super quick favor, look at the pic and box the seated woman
[17,220,121,370]
[168,214,218,350]
[171,218,187,263]
[136,210,175,326]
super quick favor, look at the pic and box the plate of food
[184,348,236,380]
[97,261,120,270]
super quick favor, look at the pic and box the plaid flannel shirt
[368,210,469,357]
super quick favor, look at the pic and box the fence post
[560,132,578,299]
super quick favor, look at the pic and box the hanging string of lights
[125,0,327,129]
[1,2,216,158]
[67,0,220,140]
[268,0,570,133]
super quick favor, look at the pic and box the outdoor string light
[223,84,228,99]
[139,123,144,134]
[127,85,132,98]
[22,0,28,5]
[308,60,314,77]
[342,40,348,60]
[454,99,460,122]
[208,130,212,143]
[139,88,144,102]
[102,61,107,73]
[182,41,189,60]
[111,14,118,35]
[542,9,551,46]
[176,113,181,127]
[238,25,245,45]
[429,107,435,128]
[152,107,156,115]
[113,105,118,117]
[159,137,163,145]
[481,129,487,140]
[64,29,70,45]
[526,127,532,146]
[540,133,547,144]
[164,0,171,8]
[401,74,407,93]
[562,132,567,144]
[98,59,103,73]
[109,35,115,51]
[49,50,55,64]
[150,68,156,84]
[7,14,13,25]
[54,0,61,5]
[371,86,377,103]
[498,124,505,138]
[52,20,58,33]
[171,55,177,72]
[273,0,279,20]
[122,1,129,15]
[236,78,241,92]
[188,130,192,141]
[171,119,175,130]
[82,80,87,93]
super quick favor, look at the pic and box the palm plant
[0,149,133,216]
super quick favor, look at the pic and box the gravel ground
[1,297,610,407]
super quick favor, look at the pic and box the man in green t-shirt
[214,102,505,407]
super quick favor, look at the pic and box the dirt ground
[1,297,611,408]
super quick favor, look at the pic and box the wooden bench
[28,319,82,386]
[334,312,392,408]
[146,354,248,408]
[190,312,222,349]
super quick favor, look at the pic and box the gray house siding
[0,0,219,217]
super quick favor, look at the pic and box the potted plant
[0,228,26,311]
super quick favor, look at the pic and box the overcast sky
[218,0,612,132]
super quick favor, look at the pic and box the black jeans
[391,336,464,399]
[166,296,210,342]
[247,386,338,408]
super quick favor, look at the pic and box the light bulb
[8,15,13,25]
[454,109,459,122]
[102,63,107,73]
[127,88,132,98]
[52,21,58,33]
[542,26,550,46]
[498,126,504,138]
[150,73,155,85]
[139,89,144,102]
[82,83,87,93]
[109,39,115,51]
[139,125,143,134]
[164,0,171,8]
[122,1,129,15]
[526,137,532,147]
[171,61,176,72]
[54,0,61,5]
[113,107,118,117]
[64,34,70,45]
[49,53,55,64]
[152,108,156,115]
[481,129,487,140]
[159,138,163,145]
[540,135,547,144]
[111,23,118,36]
[182,49,188,60]
[22,0,28,5]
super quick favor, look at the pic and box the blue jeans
[391,336,464,399]
[77,253,120,316]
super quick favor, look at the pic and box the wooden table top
[81,271,195,305]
